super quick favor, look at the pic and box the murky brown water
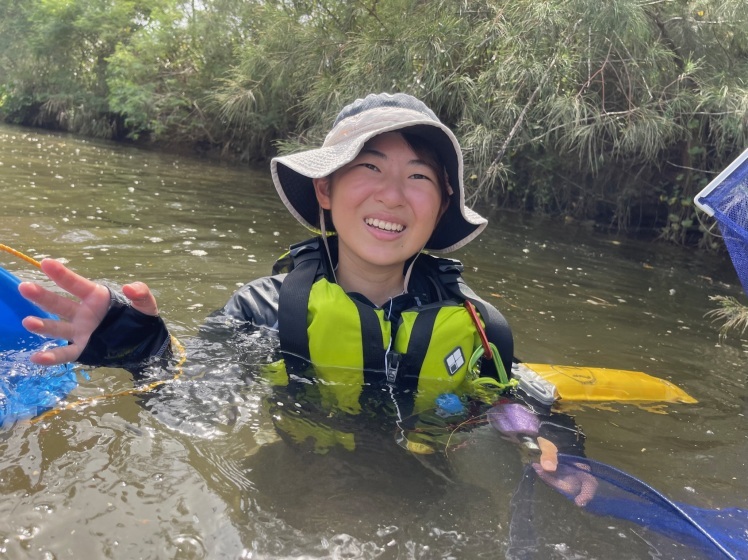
[0,124,746,559]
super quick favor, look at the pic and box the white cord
[402,248,424,294]
[319,206,338,285]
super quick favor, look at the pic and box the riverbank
[3,0,747,242]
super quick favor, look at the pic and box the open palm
[19,259,158,366]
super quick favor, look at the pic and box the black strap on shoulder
[399,307,439,392]
[277,242,322,373]
[351,299,387,386]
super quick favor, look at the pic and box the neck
[335,252,407,307]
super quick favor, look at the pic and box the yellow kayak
[513,362,697,404]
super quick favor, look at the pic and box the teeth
[366,218,404,232]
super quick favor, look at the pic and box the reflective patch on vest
[444,347,465,376]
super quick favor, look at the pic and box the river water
[0,124,746,559]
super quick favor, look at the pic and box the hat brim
[271,118,486,252]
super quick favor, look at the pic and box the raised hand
[18,259,158,366]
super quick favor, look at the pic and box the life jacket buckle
[385,352,401,384]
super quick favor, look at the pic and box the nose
[374,175,407,208]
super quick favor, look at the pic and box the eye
[410,172,438,185]
[357,162,380,172]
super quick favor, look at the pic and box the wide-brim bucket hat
[271,92,487,253]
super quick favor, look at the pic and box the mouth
[365,218,405,233]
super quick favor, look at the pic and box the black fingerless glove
[78,290,171,369]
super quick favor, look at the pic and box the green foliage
[0,0,159,136]
[1,0,747,239]
[707,295,748,339]
[106,4,197,140]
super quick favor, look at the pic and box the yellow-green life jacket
[274,237,514,416]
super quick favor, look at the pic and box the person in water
[19,92,570,475]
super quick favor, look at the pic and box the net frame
[695,148,748,295]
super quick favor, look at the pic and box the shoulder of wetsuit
[271,236,326,275]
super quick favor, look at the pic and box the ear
[313,177,332,210]
[438,196,450,221]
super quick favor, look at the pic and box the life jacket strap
[351,297,389,385]
[399,306,440,390]
[278,250,319,373]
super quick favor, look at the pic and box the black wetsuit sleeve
[77,289,171,369]
[538,412,586,457]
[217,274,284,329]
[76,274,284,372]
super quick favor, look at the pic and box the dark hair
[400,131,450,206]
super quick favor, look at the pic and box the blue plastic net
[490,402,747,558]
[0,266,78,426]
[0,348,78,426]
[549,455,748,559]
[696,150,748,296]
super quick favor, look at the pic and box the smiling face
[313,132,448,278]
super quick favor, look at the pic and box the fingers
[533,465,576,494]
[39,258,101,302]
[22,315,87,365]
[15,260,157,366]
[19,259,110,322]
[122,282,159,316]
[575,473,599,507]
[18,281,82,321]
[532,461,599,508]
[22,315,79,343]
[28,343,84,366]
[537,436,558,472]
